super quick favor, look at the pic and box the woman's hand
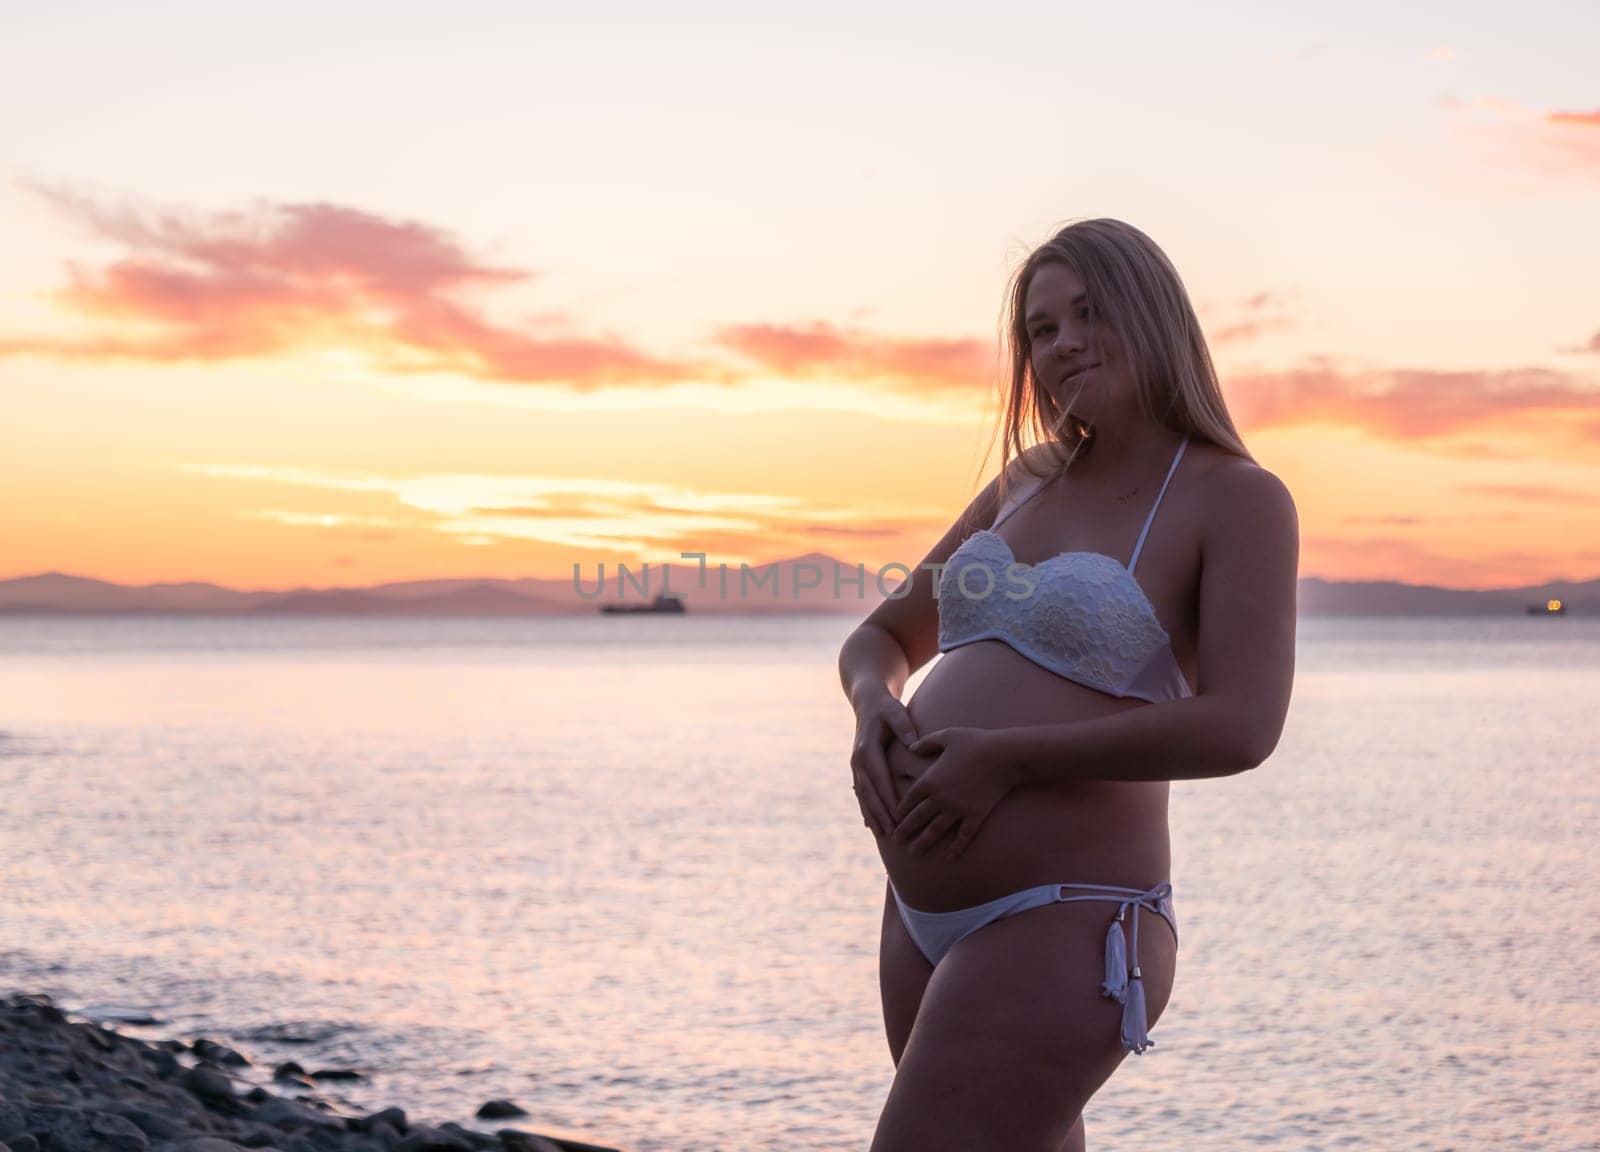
[850,686,919,839]
[891,727,1017,860]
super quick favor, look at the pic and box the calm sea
[0,615,1595,1151]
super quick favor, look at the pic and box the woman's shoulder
[1187,445,1299,545]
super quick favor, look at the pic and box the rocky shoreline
[0,995,624,1152]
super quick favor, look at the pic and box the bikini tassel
[1101,911,1128,1002]
[1121,967,1152,1054]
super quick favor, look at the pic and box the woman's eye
[1033,326,1055,339]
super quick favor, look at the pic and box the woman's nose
[1053,327,1086,357]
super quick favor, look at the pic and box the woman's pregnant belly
[877,639,1173,911]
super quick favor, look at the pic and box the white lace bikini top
[936,436,1194,704]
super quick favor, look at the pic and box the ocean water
[0,614,1595,1151]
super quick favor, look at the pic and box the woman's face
[1023,262,1129,422]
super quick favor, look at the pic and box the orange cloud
[1545,109,1600,128]
[1449,99,1600,186]
[1227,360,1600,445]
[1,186,708,389]
[1459,483,1599,506]
[711,320,995,393]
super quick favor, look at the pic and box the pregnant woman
[837,218,1299,1150]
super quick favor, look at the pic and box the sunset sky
[2,1,1597,591]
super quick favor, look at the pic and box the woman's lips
[1062,362,1100,384]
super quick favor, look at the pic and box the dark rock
[192,1040,249,1068]
[248,1099,340,1134]
[142,1049,182,1080]
[306,1069,361,1082]
[15,997,66,1025]
[82,1025,117,1052]
[437,1124,495,1151]
[242,1090,269,1106]
[301,1129,347,1152]
[0,1104,28,1140]
[28,1107,150,1152]
[494,1134,564,1152]
[180,1067,235,1104]
[236,1127,280,1149]
[393,1126,472,1152]
[368,1122,400,1146]
[166,1140,252,1152]
[347,1110,405,1136]
[473,1100,527,1121]
[270,1063,305,1082]
[9,1138,40,1152]
[117,1077,150,1093]
[104,1106,185,1142]
[156,1040,190,1053]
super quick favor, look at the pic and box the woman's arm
[999,461,1300,786]
[838,622,913,707]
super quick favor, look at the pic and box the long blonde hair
[987,218,1253,510]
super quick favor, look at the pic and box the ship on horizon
[1526,598,1567,616]
[599,593,687,615]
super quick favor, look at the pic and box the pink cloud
[711,320,995,393]
[1,186,707,389]
[1227,360,1600,445]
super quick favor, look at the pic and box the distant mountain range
[0,558,1595,617]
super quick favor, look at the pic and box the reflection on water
[0,615,1595,1150]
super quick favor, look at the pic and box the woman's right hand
[851,685,920,839]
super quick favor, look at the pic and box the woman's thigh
[871,897,1178,1152]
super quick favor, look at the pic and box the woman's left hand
[891,726,1016,860]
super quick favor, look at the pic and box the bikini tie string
[1064,882,1171,1055]
[1102,909,1129,1002]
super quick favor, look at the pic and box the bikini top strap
[1128,436,1189,575]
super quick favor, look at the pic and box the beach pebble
[192,1040,249,1067]
[2,995,624,1152]
[438,1123,496,1150]
[107,1106,186,1142]
[81,1025,118,1052]
[494,1133,564,1152]
[394,1126,474,1152]
[348,1108,407,1136]
[24,1106,150,1152]
[142,1049,181,1080]
[473,1101,527,1120]
[271,1062,306,1081]
[249,1098,342,1133]
[180,1067,234,1103]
